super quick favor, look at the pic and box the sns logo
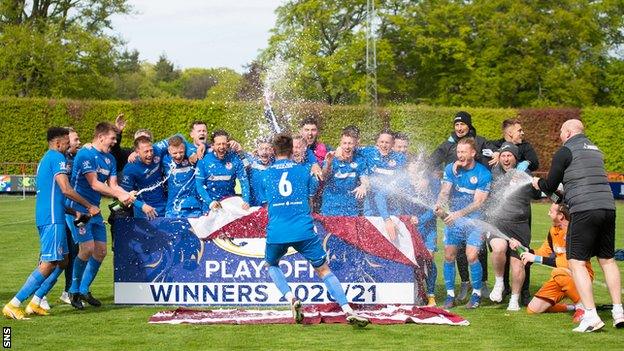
[59,161,67,171]
[82,160,91,169]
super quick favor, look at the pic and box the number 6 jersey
[262,159,319,244]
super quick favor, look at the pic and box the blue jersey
[162,155,202,217]
[66,146,117,214]
[262,159,319,244]
[360,146,407,219]
[121,158,167,218]
[245,154,273,206]
[320,154,367,216]
[195,151,250,206]
[36,150,69,226]
[442,161,491,218]
[294,148,317,166]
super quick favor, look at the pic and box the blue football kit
[65,146,117,243]
[360,146,407,219]
[162,155,202,217]
[195,151,250,208]
[245,154,273,207]
[36,149,70,262]
[320,154,367,216]
[121,158,167,219]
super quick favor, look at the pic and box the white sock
[494,276,504,286]
[9,297,21,307]
[575,302,584,310]
[31,296,41,305]
[284,292,295,303]
[509,294,519,304]
[341,304,354,314]
[584,308,600,321]
[473,289,481,297]
[612,304,623,315]
[446,290,455,297]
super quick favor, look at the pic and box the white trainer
[613,310,624,329]
[489,282,504,303]
[59,291,71,304]
[506,300,520,311]
[573,316,605,333]
[40,296,50,311]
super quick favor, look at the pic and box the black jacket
[430,127,495,171]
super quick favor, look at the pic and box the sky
[110,0,283,73]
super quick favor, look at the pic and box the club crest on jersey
[154,156,161,164]
[470,176,478,184]
[225,162,233,170]
[78,226,87,235]
[350,162,358,169]
[388,160,397,167]
[104,157,111,165]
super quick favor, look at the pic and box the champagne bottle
[515,245,528,256]
[73,213,92,228]
[548,190,563,204]
[108,199,127,212]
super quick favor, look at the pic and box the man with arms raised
[320,129,368,216]
[435,137,492,309]
[532,119,623,332]
[3,127,99,319]
[65,122,135,309]
[262,133,369,327]
[195,130,250,212]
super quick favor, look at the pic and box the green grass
[0,196,623,350]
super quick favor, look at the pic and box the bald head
[559,119,584,143]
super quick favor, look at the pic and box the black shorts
[567,209,616,261]
[489,220,531,259]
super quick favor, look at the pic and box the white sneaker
[40,296,50,311]
[59,291,71,304]
[489,282,504,303]
[613,310,624,328]
[573,316,605,332]
[346,312,370,328]
[506,300,520,311]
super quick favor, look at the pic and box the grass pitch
[0,196,622,350]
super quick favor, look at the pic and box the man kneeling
[509,203,589,322]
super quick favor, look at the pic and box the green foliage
[581,107,624,172]
[1,98,623,173]
[388,105,518,153]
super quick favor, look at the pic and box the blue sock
[443,260,455,292]
[79,257,102,295]
[267,266,291,297]
[322,272,348,307]
[15,269,46,302]
[70,257,88,294]
[469,261,483,290]
[426,261,437,296]
[34,266,63,298]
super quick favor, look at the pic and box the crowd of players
[3,111,623,332]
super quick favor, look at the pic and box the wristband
[534,256,543,264]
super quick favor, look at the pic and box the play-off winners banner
[113,197,431,305]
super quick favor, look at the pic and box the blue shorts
[443,219,483,248]
[419,221,438,252]
[66,214,107,243]
[39,223,68,262]
[265,236,327,268]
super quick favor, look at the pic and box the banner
[113,200,431,306]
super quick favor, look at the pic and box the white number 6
[278,172,292,196]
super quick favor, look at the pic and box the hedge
[0,97,622,174]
